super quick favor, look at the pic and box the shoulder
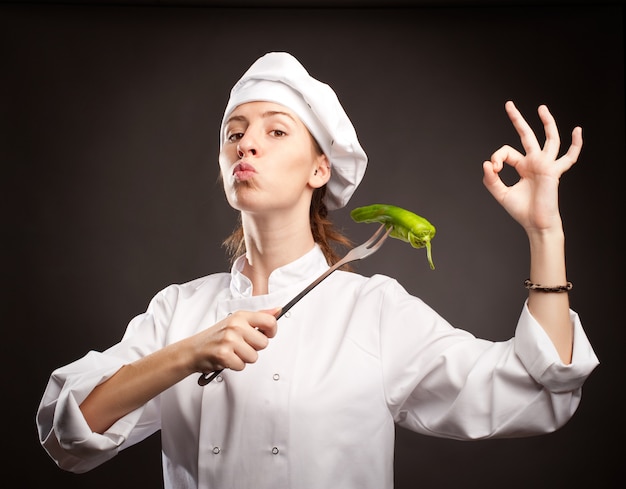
[180,272,232,291]
[151,272,231,305]
[333,270,412,302]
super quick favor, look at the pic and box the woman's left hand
[482,101,583,234]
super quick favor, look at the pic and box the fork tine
[363,224,392,254]
[346,224,391,262]
[371,225,392,250]
[363,223,388,248]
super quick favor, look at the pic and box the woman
[37,52,599,489]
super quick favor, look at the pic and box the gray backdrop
[2,1,623,487]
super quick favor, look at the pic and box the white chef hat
[219,52,367,210]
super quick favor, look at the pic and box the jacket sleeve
[374,278,599,440]
[514,300,599,392]
[36,286,177,473]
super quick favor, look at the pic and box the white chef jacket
[37,244,599,489]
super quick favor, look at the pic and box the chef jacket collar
[230,244,329,298]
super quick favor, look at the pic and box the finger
[556,126,583,172]
[230,309,277,332]
[252,309,280,338]
[231,343,260,370]
[490,144,525,171]
[214,335,263,372]
[482,160,509,202]
[261,307,282,319]
[505,101,541,153]
[210,342,243,372]
[537,104,561,158]
[243,326,271,351]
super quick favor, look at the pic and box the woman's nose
[236,134,257,158]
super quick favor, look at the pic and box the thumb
[260,307,282,318]
[482,160,507,201]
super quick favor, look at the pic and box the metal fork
[198,223,392,386]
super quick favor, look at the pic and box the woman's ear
[310,154,331,189]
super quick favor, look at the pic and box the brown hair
[222,184,354,268]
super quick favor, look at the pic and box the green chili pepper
[350,204,436,269]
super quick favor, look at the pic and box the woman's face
[219,101,329,214]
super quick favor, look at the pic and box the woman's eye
[227,132,243,142]
[271,130,286,137]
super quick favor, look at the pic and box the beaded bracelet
[524,279,573,293]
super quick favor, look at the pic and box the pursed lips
[233,162,256,181]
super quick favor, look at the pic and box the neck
[240,209,315,295]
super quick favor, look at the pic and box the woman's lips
[233,162,256,181]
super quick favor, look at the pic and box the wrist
[524,278,572,292]
[527,227,567,285]
[169,339,201,378]
[526,224,565,245]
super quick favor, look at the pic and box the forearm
[79,308,278,433]
[526,226,573,364]
[80,341,195,434]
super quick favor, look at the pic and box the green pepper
[350,203,436,269]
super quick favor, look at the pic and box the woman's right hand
[189,308,280,375]
[80,308,279,433]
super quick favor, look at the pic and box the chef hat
[220,52,367,210]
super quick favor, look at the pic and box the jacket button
[212,447,221,454]
[272,373,280,381]
[271,447,279,455]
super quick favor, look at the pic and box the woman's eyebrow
[262,110,297,123]
[224,114,247,127]
[225,110,296,128]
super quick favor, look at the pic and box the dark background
[2,1,623,487]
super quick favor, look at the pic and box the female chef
[37,52,599,489]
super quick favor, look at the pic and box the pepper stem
[426,242,435,270]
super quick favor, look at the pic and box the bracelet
[524,279,573,293]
